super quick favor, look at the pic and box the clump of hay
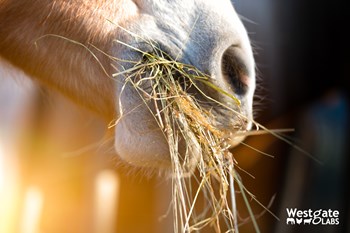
[113,39,259,233]
[35,33,307,233]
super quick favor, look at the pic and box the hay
[35,33,314,233]
[113,39,256,233]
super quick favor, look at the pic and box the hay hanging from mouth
[34,33,306,233]
[113,40,255,233]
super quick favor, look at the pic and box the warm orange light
[0,141,21,233]
[94,170,120,233]
[20,186,44,233]
[0,141,5,192]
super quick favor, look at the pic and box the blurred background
[0,0,349,233]
[233,0,349,232]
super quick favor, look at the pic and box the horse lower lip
[225,121,252,147]
[226,133,245,147]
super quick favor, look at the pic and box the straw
[114,39,250,232]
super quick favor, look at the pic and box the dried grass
[36,32,288,233]
[113,38,258,233]
[35,28,320,233]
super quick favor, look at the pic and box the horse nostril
[221,45,250,96]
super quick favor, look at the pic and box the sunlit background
[0,1,349,233]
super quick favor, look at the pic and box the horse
[0,0,255,169]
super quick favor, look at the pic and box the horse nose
[221,45,253,96]
[179,35,255,102]
[180,38,255,114]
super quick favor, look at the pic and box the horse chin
[114,122,198,170]
[114,120,251,170]
[114,115,172,169]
